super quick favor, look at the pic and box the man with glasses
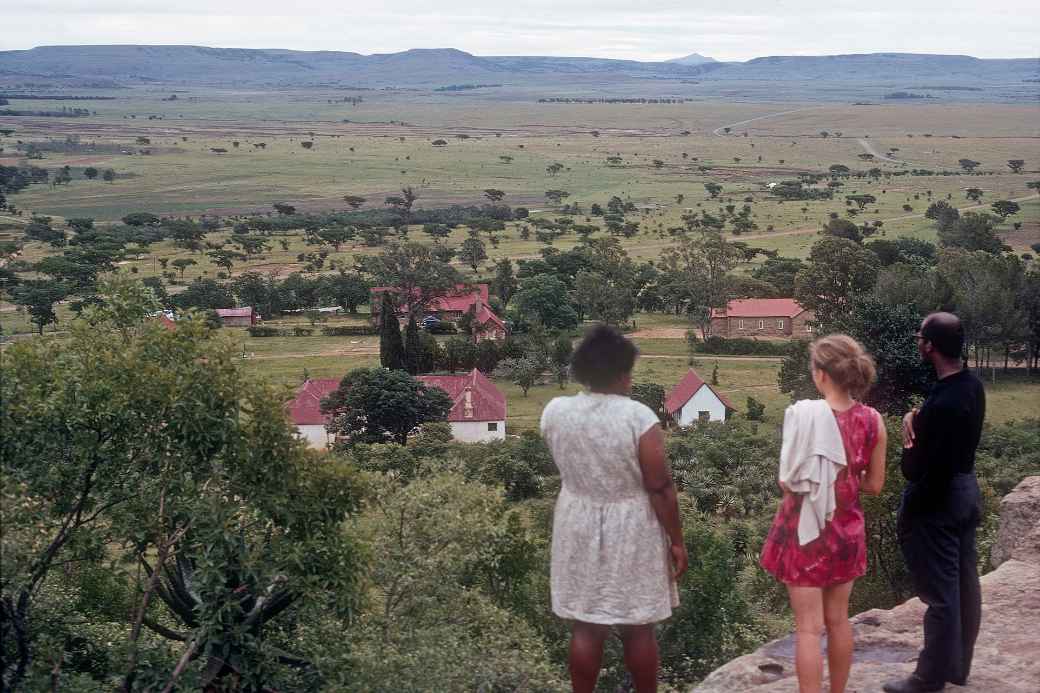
[884,312,985,693]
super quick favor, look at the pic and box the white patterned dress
[540,392,679,625]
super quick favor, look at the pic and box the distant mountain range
[0,45,1036,88]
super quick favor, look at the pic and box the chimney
[463,387,474,418]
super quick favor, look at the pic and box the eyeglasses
[914,332,927,343]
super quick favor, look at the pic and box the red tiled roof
[710,298,806,319]
[372,284,490,314]
[418,369,507,422]
[664,368,735,415]
[286,369,506,427]
[474,303,505,330]
[216,307,255,318]
[158,315,176,331]
[287,378,340,425]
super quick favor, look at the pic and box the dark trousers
[897,475,982,685]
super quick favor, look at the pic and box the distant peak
[666,52,717,65]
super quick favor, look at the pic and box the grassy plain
[1,88,1037,430]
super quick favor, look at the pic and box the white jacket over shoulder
[779,399,847,546]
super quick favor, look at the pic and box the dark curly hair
[570,324,639,389]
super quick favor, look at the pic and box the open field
[2,89,1038,433]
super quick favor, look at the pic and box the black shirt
[901,368,985,503]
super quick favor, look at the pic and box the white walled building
[665,368,734,426]
[286,369,507,449]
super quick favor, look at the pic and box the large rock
[692,476,1040,693]
[992,476,1040,568]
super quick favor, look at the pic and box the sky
[2,0,1037,62]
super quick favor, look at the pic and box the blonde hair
[809,334,876,399]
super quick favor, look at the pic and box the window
[777,319,785,329]
[737,319,745,330]
[487,422,498,432]
[698,411,711,422]
[806,324,813,333]
[758,319,765,330]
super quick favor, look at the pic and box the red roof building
[370,284,506,342]
[709,298,813,339]
[215,307,257,326]
[286,368,507,448]
[665,368,734,425]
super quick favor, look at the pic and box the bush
[293,327,314,337]
[695,336,790,356]
[321,325,378,336]
[247,326,284,337]
[426,321,458,335]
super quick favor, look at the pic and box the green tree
[958,158,981,172]
[83,166,98,180]
[937,212,1007,254]
[483,188,505,202]
[751,257,805,296]
[495,357,543,397]
[343,194,366,209]
[794,237,879,328]
[990,199,1021,220]
[1007,159,1025,173]
[206,248,245,272]
[122,212,161,227]
[322,368,452,445]
[404,315,422,375]
[704,182,722,199]
[102,168,116,183]
[490,258,518,308]
[459,236,488,273]
[1,304,364,690]
[444,337,479,373]
[378,292,406,370]
[9,280,67,334]
[631,382,667,422]
[170,278,234,310]
[322,269,369,313]
[170,257,197,278]
[511,274,578,330]
[965,187,983,202]
[356,243,462,321]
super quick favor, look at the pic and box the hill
[0,45,1035,90]
[667,53,718,65]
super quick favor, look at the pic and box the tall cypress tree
[403,315,421,375]
[379,292,405,370]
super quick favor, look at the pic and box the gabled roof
[418,369,507,422]
[157,314,177,330]
[710,298,807,319]
[372,284,490,314]
[474,303,505,330]
[287,378,341,425]
[215,307,254,318]
[664,368,735,415]
[286,369,506,427]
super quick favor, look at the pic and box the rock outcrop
[692,476,1040,692]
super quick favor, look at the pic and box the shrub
[426,321,458,335]
[293,327,314,337]
[695,336,789,356]
[247,326,284,337]
[321,325,379,336]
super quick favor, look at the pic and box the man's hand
[670,542,688,580]
[902,408,918,449]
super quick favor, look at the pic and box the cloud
[1,1,1037,61]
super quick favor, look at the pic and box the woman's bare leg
[822,580,855,693]
[787,584,825,693]
[619,624,659,693]
[569,621,610,693]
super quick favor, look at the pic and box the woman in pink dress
[760,334,888,693]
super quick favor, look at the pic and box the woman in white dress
[540,325,687,692]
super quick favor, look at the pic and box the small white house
[285,369,507,449]
[665,368,734,425]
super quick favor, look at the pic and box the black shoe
[882,675,945,693]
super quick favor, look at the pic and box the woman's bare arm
[638,424,687,578]
[861,409,888,496]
